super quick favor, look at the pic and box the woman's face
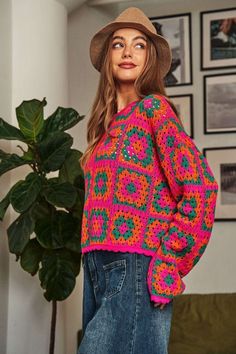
[110,28,148,84]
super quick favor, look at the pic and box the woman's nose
[122,45,132,58]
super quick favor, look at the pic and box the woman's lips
[119,64,137,69]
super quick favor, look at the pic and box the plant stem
[16,145,26,153]
[49,300,57,354]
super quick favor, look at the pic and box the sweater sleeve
[144,94,219,304]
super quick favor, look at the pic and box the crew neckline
[113,99,140,118]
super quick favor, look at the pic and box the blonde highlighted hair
[79,32,181,171]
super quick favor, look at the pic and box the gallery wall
[118,0,236,295]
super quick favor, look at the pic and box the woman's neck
[116,85,140,112]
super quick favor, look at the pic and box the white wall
[5,1,68,353]
[0,1,11,353]
[67,1,236,351]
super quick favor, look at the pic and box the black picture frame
[200,8,236,70]
[150,13,193,87]
[203,72,236,134]
[203,146,236,221]
[169,94,194,138]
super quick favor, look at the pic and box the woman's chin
[115,76,137,84]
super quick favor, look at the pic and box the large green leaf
[20,238,44,275]
[10,173,42,213]
[74,174,85,191]
[0,150,30,177]
[22,147,35,161]
[58,149,83,185]
[31,199,54,221]
[42,182,77,208]
[0,191,11,220]
[65,225,81,254]
[35,210,77,249]
[0,118,26,142]
[39,249,76,301]
[41,107,84,137]
[38,132,73,172]
[0,181,24,220]
[7,210,35,255]
[71,252,82,276]
[67,250,81,276]
[16,98,46,141]
[70,189,84,220]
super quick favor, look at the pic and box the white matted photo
[201,8,236,70]
[204,72,236,134]
[203,147,236,221]
[150,13,192,87]
[169,94,193,138]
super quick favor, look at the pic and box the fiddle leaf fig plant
[0,97,85,354]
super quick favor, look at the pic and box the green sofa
[77,293,236,353]
[168,293,236,354]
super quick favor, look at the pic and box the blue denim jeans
[77,250,173,354]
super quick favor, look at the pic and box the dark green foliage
[39,249,79,301]
[0,192,10,220]
[10,173,42,213]
[38,132,73,172]
[42,182,77,208]
[0,150,31,176]
[0,118,26,142]
[0,97,85,302]
[7,208,35,255]
[20,238,44,275]
[16,98,46,141]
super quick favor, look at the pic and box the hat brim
[90,21,172,78]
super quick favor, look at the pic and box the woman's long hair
[79,32,181,171]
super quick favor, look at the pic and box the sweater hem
[150,295,173,304]
[81,244,155,257]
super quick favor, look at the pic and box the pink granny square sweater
[81,94,218,304]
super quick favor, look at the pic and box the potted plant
[0,97,85,354]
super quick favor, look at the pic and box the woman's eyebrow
[112,35,147,42]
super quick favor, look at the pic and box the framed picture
[169,94,194,138]
[150,13,192,87]
[203,146,236,221]
[201,8,236,70]
[204,72,236,134]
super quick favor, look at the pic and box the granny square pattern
[119,124,154,171]
[89,208,109,242]
[113,167,151,211]
[81,94,218,304]
[95,124,126,161]
[109,209,143,247]
[92,166,113,202]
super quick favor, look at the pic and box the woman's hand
[153,302,166,310]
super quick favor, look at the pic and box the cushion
[168,293,236,354]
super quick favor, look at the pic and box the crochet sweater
[81,94,218,304]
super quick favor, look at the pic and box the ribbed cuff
[150,294,173,304]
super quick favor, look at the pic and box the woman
[78,7,218,354]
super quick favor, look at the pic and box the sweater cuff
[150,294,173,304]
[147,253,186,303]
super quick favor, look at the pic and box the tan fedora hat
[89,7,172,78]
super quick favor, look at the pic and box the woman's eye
[112,42,146,49]
[135,43,146,49]
[112,42,123,48]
